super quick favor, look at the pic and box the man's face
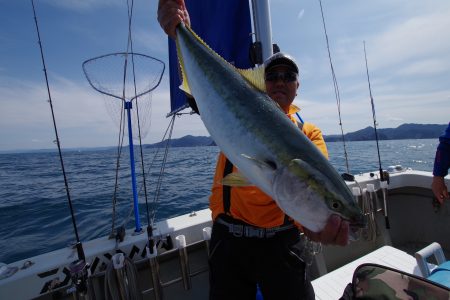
[265,65,299,113]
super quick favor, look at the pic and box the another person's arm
[432,123,450,204]
[432,176,448,204]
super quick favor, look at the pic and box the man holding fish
[158,1,363,299]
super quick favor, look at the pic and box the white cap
[264,52,299,74]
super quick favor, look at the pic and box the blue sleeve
[433,123,450,177]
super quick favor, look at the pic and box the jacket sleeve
[433,123,450,177]
[302,122,329,159]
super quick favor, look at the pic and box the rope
[150,114,177,225]
[110,102,127,238]
[104,255,141,300]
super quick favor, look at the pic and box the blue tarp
[167,0,253,114]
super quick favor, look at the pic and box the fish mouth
[348,213,367,229]
[347,214,367,241]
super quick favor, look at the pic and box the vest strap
[222,158,233,213]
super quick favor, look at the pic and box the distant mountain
[144,135,215,148]
[323,123,447,142]
[142,123,446,148]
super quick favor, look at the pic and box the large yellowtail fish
[175,23,365,232]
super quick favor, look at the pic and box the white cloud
[360,9,450,73]
[395,58,450,77]
[308,4,450,84]
[133,29,168,56]
[296,83,450,136]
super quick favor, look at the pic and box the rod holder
[366,184,382,212]
[361,186,377,242]
[380,180,390,229]
[146,244,163,300]
[112,253,128,299]
[202,227,212,255]
[350,187,364,241]
[176,235,191,290]
[352,187,362,207]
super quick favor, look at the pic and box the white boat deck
[312,246,424,299]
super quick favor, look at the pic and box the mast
[251,0,273,62]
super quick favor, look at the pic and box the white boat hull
[1,169,449,299]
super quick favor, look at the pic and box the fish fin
[289,159,324,191]
[176,24,267,94]
[175,27,192,96]
[289,159,314,180]
[237,65,266,92]
[241,154,277,171]
[178,82,192,96]
[222,172,253,187]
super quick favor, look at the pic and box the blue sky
[1,0,449,151]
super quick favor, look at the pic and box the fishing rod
[317,0,351,175]
[363,41,384,182]
[363,41,390,229]
[31,0,85,261]
[31,0,91,296]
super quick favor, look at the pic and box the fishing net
[82,52,165,139]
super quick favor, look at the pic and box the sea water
[0,139,438,264]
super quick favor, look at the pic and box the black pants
[208,219,315,300]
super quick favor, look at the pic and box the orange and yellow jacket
[209,115,329,228]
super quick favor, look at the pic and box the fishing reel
[147,225,174,252]
[156,234,174,251]
[67,259,90,297]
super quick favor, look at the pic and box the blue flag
[168,0,253,114]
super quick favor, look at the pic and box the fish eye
[331,201,341,210]
[265,160,277,170]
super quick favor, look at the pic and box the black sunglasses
[265,71,297,83]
